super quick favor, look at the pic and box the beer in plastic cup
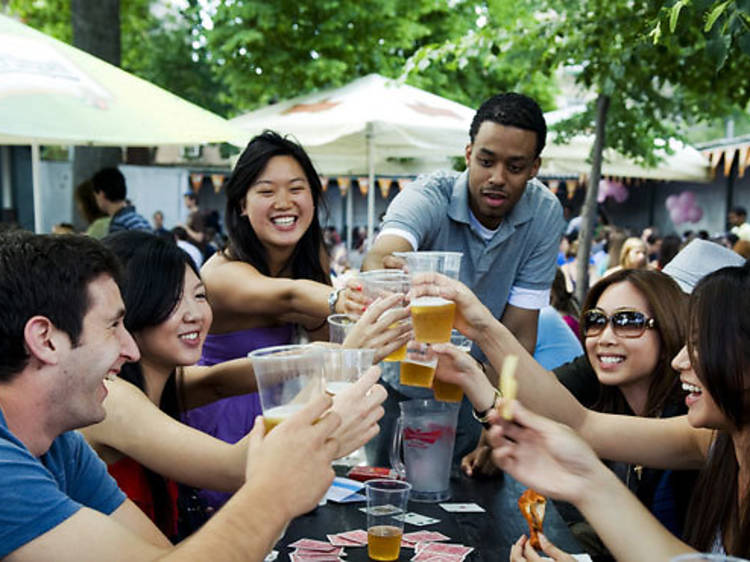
[249,344,325,433]
[365,479,411,561]
[262,404,304,433]
[400,341,437,387]
[367,526,402,561]
[411,296,456,343]
[359,270,411,361]
[433,330,472,402]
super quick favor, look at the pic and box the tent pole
[346,180,353,252]
[366,122,375,245]
[1,146,12,210]
[31,143,42,233]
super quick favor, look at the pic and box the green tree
[405,0,750,300]
[206,0,480,112]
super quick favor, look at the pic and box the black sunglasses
[582,308,656,338]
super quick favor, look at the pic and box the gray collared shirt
[380,169,565,320]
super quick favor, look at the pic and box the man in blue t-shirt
[0,232,344,560]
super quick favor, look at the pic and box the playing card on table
[392,512,440,526]
[414,542,473,558]
[334,529,368,544]
[290,554,343,562]
[403,531,450,544]
[288,539,338,551]
[438,502,486,513]
[358,504,402,516]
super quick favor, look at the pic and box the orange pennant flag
[358,177,369,196]
[190,173,203,193]
[338,177,350,196]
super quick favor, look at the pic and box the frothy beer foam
[411,296,452,307]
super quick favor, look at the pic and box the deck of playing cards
[411,541,474,561]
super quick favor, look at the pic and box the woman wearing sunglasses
[557,269,696,555]
[412,260,750,559]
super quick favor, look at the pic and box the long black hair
[102,230,199,538]
[683,262,750,556]
[223,130,329,284]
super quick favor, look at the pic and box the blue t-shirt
[533,306,584,370]
[0,411,126,557]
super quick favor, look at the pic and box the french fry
[499,354,518,420]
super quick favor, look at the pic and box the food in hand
[518,488,546,549]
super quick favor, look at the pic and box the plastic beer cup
[248,344,325,433]
[322,347,375,396]
[433,330,472,402]
[400,341,438,388]
[327,313,357,344]
[365,479,411,561]
[359,270,410,361]
[401,252,462,344]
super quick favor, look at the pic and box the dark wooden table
[277,470,582,561]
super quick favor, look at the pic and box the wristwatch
[328,288,344,314]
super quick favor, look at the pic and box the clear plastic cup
[400,341,438,388]
[359,270,410,362]
[323,347,376,395]
[365,479,411,561]
[327,313,358,344]
[248,344,325,433]
[433,330,471,402]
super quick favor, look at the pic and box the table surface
[277,471,582,561]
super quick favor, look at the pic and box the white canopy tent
[231,76,711,244]
[540,135,711,182]
[0,14,245,232]
[229,74,476,243]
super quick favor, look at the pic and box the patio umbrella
[229,73,476,243]
[0,14,245,232]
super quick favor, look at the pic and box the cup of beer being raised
[432,330,472,402]
[359,269,411,362]
[400,341,438,388]
[322,347,376,396]
[365,479,412,561]
[249,344,325,434]
[400,251,462,344]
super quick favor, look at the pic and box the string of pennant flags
[702,146,750,178]
[187,173,415,198]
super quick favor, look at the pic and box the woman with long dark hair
[80,231,387,540]
[184,131,409,509]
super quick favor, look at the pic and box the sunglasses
[581,308,656,338]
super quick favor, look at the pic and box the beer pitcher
[390,399,459,502]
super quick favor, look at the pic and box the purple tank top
[182,324,293,509]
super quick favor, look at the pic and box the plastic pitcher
[390,399,459,502]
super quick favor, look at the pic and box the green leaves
[705,0,731,31]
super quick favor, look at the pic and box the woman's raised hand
[342,293,411,364]
[486,400,605,506]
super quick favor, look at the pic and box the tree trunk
[71,0,122,229]
[574,93,610,304]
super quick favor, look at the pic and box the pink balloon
[613,184,629,203]
[670,207,684,225]
[665,195,679,211]
[678,191,696,207]
[597,180,609,203]
[687,205,703,223]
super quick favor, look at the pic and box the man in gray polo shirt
[364,92,563,354]
[362,92,564,464]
